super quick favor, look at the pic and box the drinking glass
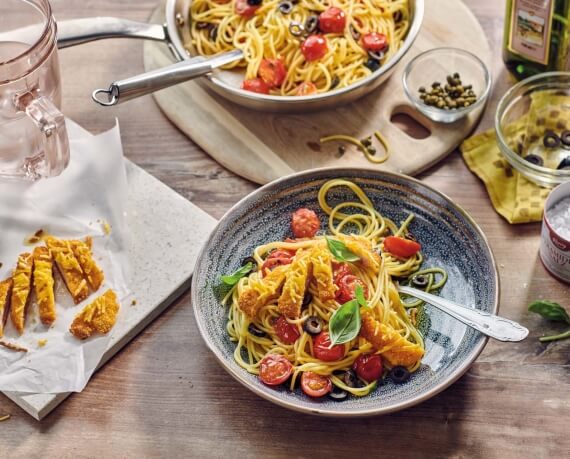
[0,0,69,180]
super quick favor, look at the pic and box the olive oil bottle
[503,0,570,79]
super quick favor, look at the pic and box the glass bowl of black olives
[496,72,570,187]
[402,47,491,124]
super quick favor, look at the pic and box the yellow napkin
[461,123,550,224]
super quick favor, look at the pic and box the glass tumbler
[0,0,69,180]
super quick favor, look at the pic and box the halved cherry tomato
[318,7,346,34]
[383,236,421,258]
[261,249,296,276]
[259,354,293,385]
[296,81,318,96]
[291,208,320,238]
[301,371,332,397]
[267,249,296,260]
[301,35,328,62]
[353,353,383,382]
[273,315,301,344]
[313,332,346,361]
[332,261,351,284]
[361,32,388,52]
[335,274,368,304]
[235,0,259,18]
[258,58,287,88]
[241,78,271,94]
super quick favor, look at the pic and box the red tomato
[273,315,301,344]
[296,81,318,96]
[301,35,328,62]
[261,257,292,276]
[235,0,259,18]
[318,7,346,34]
[301,371,332,397]
[361,32,388,52]
[332,262,351,283]
[353,353,383,382]
[258,58,287,88]
[267,249,296,259]
[241,78,271,94]
[383,236,421,258]
[313,332,346,362]
[335,274,368,304]
[291,208,320,238]
[259,354,293,385]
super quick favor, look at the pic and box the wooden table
[1,1,568,457]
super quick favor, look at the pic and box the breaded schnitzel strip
[33,246,56,326]
[10,253,33,335]
[339,235,380,271]
[46,237,89,304]
[0,278,13,337]
[70,289,120,340]
[309,245,336,301]
[70,237,104,291]
[278,249,312,318]
[238,267,287,319]
[360,312,424,367]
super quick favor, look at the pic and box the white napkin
[0,119,129,393]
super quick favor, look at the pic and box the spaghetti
[188,0,410,95]
[221,179,446,399]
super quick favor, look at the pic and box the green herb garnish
[326,237,360,262]
[220,262,254,286]
[528,300,570,342]
[329,299,361,346]
[355,284,368,308]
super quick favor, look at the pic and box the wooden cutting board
[143,0,491,185]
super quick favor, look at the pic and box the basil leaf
[528,300,570,324]
[355,284,368,307]
[221,262,254,286]
[329,299,361,346]
[326,237,360,262]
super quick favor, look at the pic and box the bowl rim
[402,47,492,119]
[166,0,424,105]
[494,71,570,182]
[191,166,500,417]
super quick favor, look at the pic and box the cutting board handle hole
[390,110,431,140]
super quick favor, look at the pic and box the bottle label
[508,0,554,65]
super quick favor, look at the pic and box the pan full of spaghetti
[192,168,499,416]
[55,0,423,112]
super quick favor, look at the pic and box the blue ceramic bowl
[192,168,499,416]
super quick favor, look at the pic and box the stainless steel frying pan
[57,0,424,112]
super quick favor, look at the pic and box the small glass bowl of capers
[402,47,491,124]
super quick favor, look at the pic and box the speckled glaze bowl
[192,168,499,417]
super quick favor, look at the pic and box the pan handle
[91,49,243,106]
[56,17,167,48]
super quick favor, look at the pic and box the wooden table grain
[1,1,569,458]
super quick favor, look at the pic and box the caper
[464,84,472,90]
[436,100,445,108]
[432,81,441,88]
[449,100,457,109]
[456,97,465,104]
[361,137,372,147]
[367,146,376,155]
[418,86,426,93]
[453,72,460,79]
[337,145,346,156]
[456,85,464,93]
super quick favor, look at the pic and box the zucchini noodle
[188,0,409,95]
[221,179,447,398]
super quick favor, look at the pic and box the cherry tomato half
[383,236,421,258]
[301,371,332,397]
[235,0,259,18]
[273,315,301,344]
[258,58,287,88]
[353,353,383,382]
[259,354,293,385]
[318,7,346,34]
[301,35,328,62]
[313,332,346,362]
[291,208,320,238]
[361,32,388,52]
[241,78,271,94]
[335,274,368,304]
[261,249,295,276]
[296,81,318,96]
[332,261,351,284]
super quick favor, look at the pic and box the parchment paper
[0,119,129,393]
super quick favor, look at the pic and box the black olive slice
[543,131,561,149]
[305,15,318,33]
[367,50,385,61]
[241,256,257,267]
[349,24,361,40]
[328,386,349,401]
[278,0,293,14]
[196,22,210,29]
[302,292,313,308]
[557,157,570,170]
[365,58,380,72]
[303,315,323,335]
[561,131,570,147]
[209,25,218,41]
[341,369,357,388]
[247,0,262,5]
[411,274,429,288]
[248,324,266,337]
[524,154,544,167]
[389,366,411,384]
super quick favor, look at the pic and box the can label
[540,217,570,283]
[508,0,554,65]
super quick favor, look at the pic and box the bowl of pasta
[192,168,499,416]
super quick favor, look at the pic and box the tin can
[540,182,570,284]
